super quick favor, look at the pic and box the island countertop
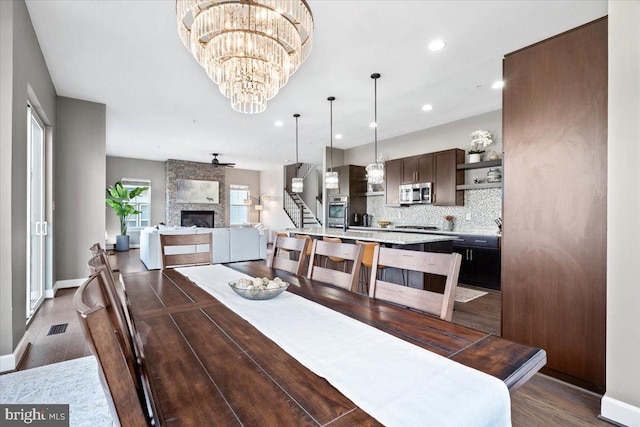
[287,227,460,245]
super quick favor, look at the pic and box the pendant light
[291,113,304,193]
[366,73,384,184]
[325,96,339,190]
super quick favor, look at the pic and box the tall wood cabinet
[501,18,607,393]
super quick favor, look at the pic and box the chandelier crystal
[366,73,384,184]
[326,96,339,190]
[177,0,314,114]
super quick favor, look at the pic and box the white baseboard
[602,395,640,427]
[54,278,85,290]
[45,289,55,299]
[0,332,30,373]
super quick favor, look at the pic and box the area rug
[0,356,112,426]
[455,286,488,303]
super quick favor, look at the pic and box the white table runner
[176,264,511,427]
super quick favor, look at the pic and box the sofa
[140,226,267,270]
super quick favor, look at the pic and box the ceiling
[25,0,607,170]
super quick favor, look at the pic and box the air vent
[47,323,68,336]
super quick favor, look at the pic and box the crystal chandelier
[326,96,339,190]
[366,73,384,184]
[291,113,304,193]
[177,0,314,114]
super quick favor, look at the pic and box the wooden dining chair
[73,271,149,427]
[368,247,462,322]
[355,241,388,294]
[322,236,347,271]
[87,254,138,355]
[307,240,364,292]
[160,233,213,269]
[267,235,308,276]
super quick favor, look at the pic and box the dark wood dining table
[123,261,546,426]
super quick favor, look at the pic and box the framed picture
[176,179,219,204]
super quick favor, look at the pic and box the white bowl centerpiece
[229,277,289,300]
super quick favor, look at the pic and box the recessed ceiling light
[335,134,342,139]
[428,39,446,52]
[492,80,505,89]
[422,104,433,112]
[274,121,284,127]
[369,122,377,128]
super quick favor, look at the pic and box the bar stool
[322,236,347,272]
[356,241,386,294]
[275,232,290,257]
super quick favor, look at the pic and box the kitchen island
[288,227,459,247]
[287,227,460,292]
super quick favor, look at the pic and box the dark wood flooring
[18,249,609,426]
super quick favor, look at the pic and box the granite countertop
[348,225,501,238]
[288,227,460,245]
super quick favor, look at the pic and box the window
[121,178,151,230]
[229,185,250,225]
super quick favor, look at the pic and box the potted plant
[469,130,494,162]
[106,181,148,251]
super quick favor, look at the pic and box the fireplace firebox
[181,210,214,228]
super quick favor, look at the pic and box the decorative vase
[116,235,130,252]
[469,153,482,163]
[442,220,454,231]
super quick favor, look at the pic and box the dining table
[123,261,546,426]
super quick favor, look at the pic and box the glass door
[27,105,46,321]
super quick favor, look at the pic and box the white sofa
[140,227,267,270]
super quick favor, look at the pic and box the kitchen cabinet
[384,159,402,206]
[502,18,607,393]
[327,165,367,223]
[327,165,367,196]
[401,154,433,184]
[452,235,501,290]
[433,149,465,206]
[385,149,463,206]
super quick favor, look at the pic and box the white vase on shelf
[469,153,482,163]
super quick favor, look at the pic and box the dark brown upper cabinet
[384,149,463,206]
[401,154,434,184]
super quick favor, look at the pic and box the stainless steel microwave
[399,183,432,204]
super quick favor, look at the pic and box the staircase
[282,163,322,228]
[290,193,321,228]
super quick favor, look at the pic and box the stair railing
[283,189,304,228]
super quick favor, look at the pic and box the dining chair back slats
[369,247,462,321]
[268,235,307,275]
[74,273,148,427]
[307,240,364,292]
[160,233,212,269]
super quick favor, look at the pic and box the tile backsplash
[365,188,502,233]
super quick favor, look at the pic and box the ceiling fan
[210,153,236,168]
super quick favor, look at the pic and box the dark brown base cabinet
[453,236,501,291]
[502,18,607,393]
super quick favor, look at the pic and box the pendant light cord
[372,73,380,162]
[294,113,301,177]
[328,96,336,172]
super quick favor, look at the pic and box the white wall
[602,1,640,425]
[55,97,106,280]
[225,168,261,224]
[260,165,295,237]
[0,0,57,362]
[345,110,502,166]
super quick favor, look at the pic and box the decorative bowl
[228,278,289,300]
